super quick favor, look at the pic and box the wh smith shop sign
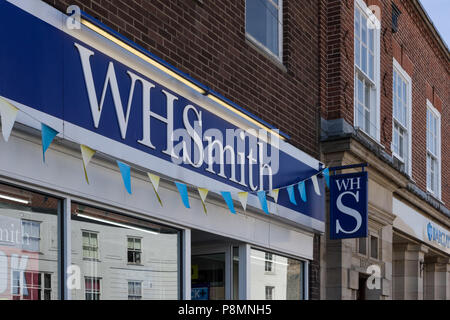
[0,1,325,231]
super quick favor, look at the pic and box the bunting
[175,182,190,209]
[311,175,321,196]
[286,185,297,205]
[221,191,236,214]
[0,96,19,142]
[197,188,209,214]
[298,181,307,202]
[116,160,132,194]
[147,173,163,206]
[238,192,248,211]
[80,145,96,184]
[0,94,334,219]
[271,189,280,203]
[257,191,269,215]
[323,168,330,188]
[41,124,59,163]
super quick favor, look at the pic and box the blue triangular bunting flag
[41,124,59,162]
[257,191,269,215]
[298,181,307,202]
[221,191,236,214]
[286,185,297,205]
[116,161,132,194]
[323,168,330,188]
[175,182,190,208]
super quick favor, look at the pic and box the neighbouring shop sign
[425,221,450,251]
[0,1,325,228]
[329,171,368,239]
[393,198,450,255]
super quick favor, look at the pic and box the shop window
[354,0,380,140]
[370,235,378,259]
[0,182,61,300]
[250,248,305,300]
[392,60,412,175]
[127,237,142,264]
[85,277,101,300]
[71,203,181,300]
[245,0,283,61]
[426,102,441,199]
[82,231,99,260]
[128,281,142,300]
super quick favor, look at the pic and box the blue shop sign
[329,172,368,239]
[0,1,325,227]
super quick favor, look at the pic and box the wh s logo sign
[329,172,368,239]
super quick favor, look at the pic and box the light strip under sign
[76,213,159,235]
[80,18,286,142]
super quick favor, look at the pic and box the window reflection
[250,248,304,300]
[0,183,60,300]
[71,203,180,300]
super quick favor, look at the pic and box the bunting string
[0,95,332,215]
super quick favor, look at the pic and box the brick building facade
[320,0,449,299]
[35,0,448,300]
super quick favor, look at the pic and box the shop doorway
[191,230,241,300]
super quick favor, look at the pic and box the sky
[420,0,450,47]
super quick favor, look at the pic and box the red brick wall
[42,0,322,159]
[393,0,449,205]
[321,0,449,206]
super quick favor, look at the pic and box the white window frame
[128,281,143,300]
[392,58,412,176]
[84,277,101,300]
[21,219,41,252]
[127,236,142,264]
[265,286,275,300]
[354,0,381,142]
[264,252,274,273]
[245,0,283,62]
[426,100,441,199]
[82,230,99,260]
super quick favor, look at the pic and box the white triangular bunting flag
[311,175,321,196]
[147,173,163,206]
[238,192,248,211]
[0,96,19,142]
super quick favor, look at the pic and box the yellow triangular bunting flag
[80,145,96,184]
[147,173,163,206]
[238,192,248,211]
[271,189,280,203]
[0,96,19,142]
[197,188,209,214]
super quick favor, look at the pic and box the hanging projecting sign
[0,1,325,230]
[329,171,368,239]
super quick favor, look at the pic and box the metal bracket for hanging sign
[328,163,368,175]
